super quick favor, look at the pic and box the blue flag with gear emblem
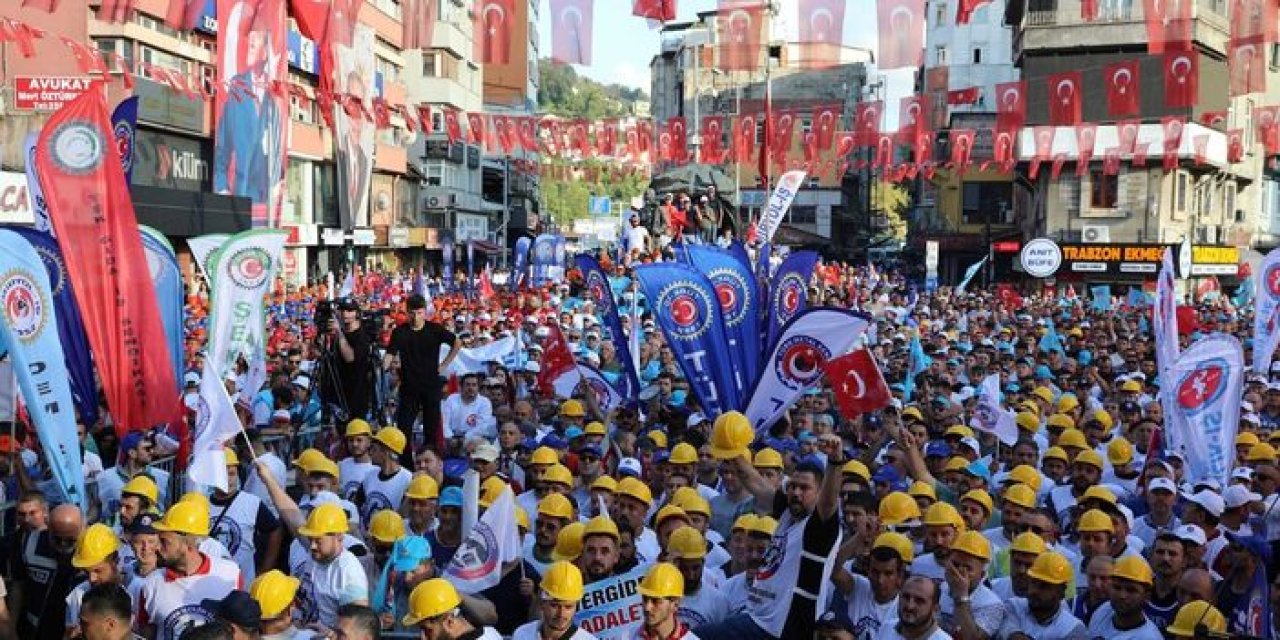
[687,244,762,400]
[140,226,184,392]
[634,262,739,415]
[574,254,640,400]
[0,227,99,427]
[0,230,85,505]
[765,250,819,353]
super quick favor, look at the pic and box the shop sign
[0,171,34,224]
[1020,238,1063,278]
[13,76,92,111]
[1190,245,1240,276]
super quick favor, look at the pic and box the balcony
[1021,0,1230,54]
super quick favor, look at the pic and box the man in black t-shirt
[325,298,373,421]
[385,294,460,465]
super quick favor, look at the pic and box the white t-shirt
[1084,602,1164,640]
[840,573,899,640]
[82,451,104,483]
[441,393,496,440]
[295,551,369,629]
[512,621,598,640]
[65,575,144,630]
[722,573,752,617]
[940,583,1006,639]
[873,624,952,640]
[911,552,947,581]
[137,554,243,640]
[677,574,730,627]
[338,459,376,501]
[243,451,286,515]
[359,467,412,524]
[625,225,650,252]
[998,598,1086,640]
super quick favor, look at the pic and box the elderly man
[11,503,82,639]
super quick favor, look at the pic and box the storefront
[1017,238,1242,291]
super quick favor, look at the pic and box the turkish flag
[97,0,135,23]
[371,98,392,130]
[877,0,925,70]
[466,112,487,145]
[571,119,592,157]
[798,0,846,68]
[1103,149,1121,174]
[824,350,891,419]
[947,87,981,105]
[416,104,434,133]
[1047,71,1083,125]
[550,0,594,65]
[995,81,1027,131]
[1164,51,1198,107]
[493,116,514,153]
[444,110,462,144]
[956,0,991,23]
[1105,60,1141,117]
[993,128,1017,167]
[875,134,896,168]
[164,0,204,30]
[1030,126,1056,178]
[813,104,839,151]
[913,131,934,168]
[664,116,688,163]
[537,323,579,393]
[855,101,883,146]
[633,0,676,20]
[1081,0,1098,20]
[474,0,516,64]
[63,37,108,75]
[598,119,618,157]
[518,117,538,151]
[1228,129,1245,162]
[1118,119,1141,154]
[1230,36,1266,96]
[1075,123,1098,175]
[718,0,764,71]
[1144,0,1193,53]
[1192,134,1210,165]
[1200,111,1227,128]
[1230,0,1276,41]
[734,114,758,163]
[950,129,975,171]
[637,119,654,158]
[898,95,931,143]
[702,115,727,162]
[772,111,798,165]
[403,0,438,49]
[1162,116,1186,170]
[1257,107,1280,154]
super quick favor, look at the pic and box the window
[973,48,982,64]
[1272,43,1280,70]
[290,94,315,124]
[935,46,949,66]
[1090,170,1118,208]
[375,56,401,84]
[1226,183,1238,220]
[94,38,131,70]
[1246,99,1255,148]
[134,13,179,38]
[138,44,189,74]
[422,52,438,77]
[1176,172,1188,210]
[961,182,1015,223]
[791,206,817,224]
[935,0,948,24]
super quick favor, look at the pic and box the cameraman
[326,298,373,421]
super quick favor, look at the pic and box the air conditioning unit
[1081,225,1111,243]
[425,194,457,209]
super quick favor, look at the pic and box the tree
[541,161,649,227]
[872,182,910,241]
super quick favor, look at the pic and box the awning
[465,239,503,253]
[131,185,252,237]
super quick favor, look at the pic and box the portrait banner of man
[332,25,377,232]
[213,0,288,228]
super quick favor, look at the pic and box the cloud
[584,62,652,90]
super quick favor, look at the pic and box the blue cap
[565,427,585,440]
[798,431,817,443]
[579,444,603,458]
[443,458,468,480]
[541,434,568,450]
[925,441,952,458]
[872,465,901,484]
[1004,383,1021,394]
[1034,365,1054,379]
[391,536,433,571]
[121,432,146,453]
[964,460,991,482]
[653,450,671,464]
[520,437,539,451]
[670,390,687,406]
[440,487,463,508]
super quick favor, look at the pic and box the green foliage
[541,161,649,226]
[538,60,648,119]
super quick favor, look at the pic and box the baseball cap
[1223,484,1262,509]
[1183,490,1225,518]
[470,444,500,463]
[1174,524,1207,546]
[183,372,200,387]
[127,512,160,535]
[1147,477,1177,494]
[440,487,463,508]
[617,457,643,478]
[201,591,262,631]
[120,432,147,453]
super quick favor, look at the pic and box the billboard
[213,0,289,227]
[131,129,212,192]
[333,25,376,231]
[135,77,206,132]
[12,76,93,111]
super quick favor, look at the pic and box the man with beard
[637,563,696,640]
[338,420,377,501]
[667,526,729,628]
[1047,450,1104,524]
[719,515,777,617]
[611,477,660,563]
[831,532,912,640]
[65,523,144,638]
[402,578,503,640]
[10,503,82,639]
[874,576,950,640]
[996,551,1084,640]
[511,562,595,640]
[358,427,411,524]
[97,433,170,518]
[525,493,574,577]
[1144,532,1186,628]
[1085,556,1162,640]
[208,447,282,583]
[136,499,242,640]
[294,504,370,632]
[580,515,622,584]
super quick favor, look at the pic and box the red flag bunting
[97,0,134,23]
[718,1,765,71]
[1144,0,1193,53]
[993,128,1016,167]
[1257,107,1280,154]
[702,115,727,162]
[824,350,892,419]
[474,0,517,64]
[876,0,925,70]
[1229,36,1266,96]
[950,129,975,172]
[550,0,594,65]
[444,110,462,144]
[798,0,847,69]
[537,323,578,393]
[1075,123,1098,175]
[466,112,486,145]
[1230,0,1276,42]
[1192,134,1210,165]
[1163,51,1198,108]
[771,111,797,165]
[956,0,991,24]
[913,131,934,168]
[855,101,883,146]
[1200,111,1227,128]
[947,87,981,105]
[1103,149,1121,174]
[733,114,757,163]
[416,104,434,133]
[0,18,41,57]
[812,104,839,151]
[1081,0,1098,20]
[1228,129,1245,162]
[633,0,676,20]
[898,95,931,143]
[1117,119,1141,155]
[403,0,439,50]
[1162,117,1186,170]
[1047,71,1083,125]
[995,81,1027,131]
[1105,60,1141,117]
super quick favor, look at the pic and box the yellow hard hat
[542,464,573,488]
[961,489,994,515]
[616,477,653,506]
[950,530,992,561]
[1009,531,1047,555]
[121,475,159,505]
[944,425,975,439]
[667,526,707,559]
[637,562,684,598]
[731,513,758,533]
[1020,400,1042,415]
[1081,485,1117,506]
[1168,600,1226,637]
[1048,414,1076,431]
[923,502,965,529]
[583,515,620,541]
[538,493,575,521]
[560,400,586,417]
[345,419,373,437]
[1003,483,1038,510]
[709,411,754,459]
[584,421,607,436]
[1091,409,1115,430]
[645,430,669,449]
[1073,449,1104,470]
[292,448,326,473]
[402,578,462,626]
[1107,438,1134,466]
[1076,508,1113,533]
[1007,465,1042,493]
[298,503,349,538]
[1236,431,1260,447]
[873,532,915,562]
[1044,446,1069,462]
[153,499,211,536]
[753,448,784,469]
[669,443,698,465]
[72,523,121,568]
[1015,412,1040,433]
[479,476,509,507]
[591,476,618,493]
[879,491,922,526]
[1057,395,1079,413]
[223,447,239,466]
[250,570,301,619]
[1247,442,1278,462]
[1058,429,1087,449]
[902,406,925,421]
[369,510,406,544]
[1032,386,1054,403]
[541,561,585,603]
[746,515,778,537]
[1112,555,1153,585]
[373,427,407,455]
[908,481,937,501]
[310,457,340,479]
[1120,380,1143,393]
[552,522,586,562]
[1026,551,1074,585]
[515,507,530,531]
[655,505,691,529]
[842,459,871,482]
[945,456,970,473]
[405,474,440,500]
[674,492,710,517]
[181,491,210,510]
[530,446,560,466]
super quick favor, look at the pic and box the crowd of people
[0,250,1273,640]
